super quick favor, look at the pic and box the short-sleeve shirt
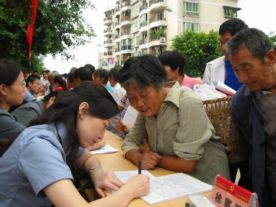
[12,101,44,126]
[0,108,25,140]
[0,122,84,207]
[122,82,230,184]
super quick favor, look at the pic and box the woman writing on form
[0,82,149,207]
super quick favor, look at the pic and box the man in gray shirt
[12,91,59,126]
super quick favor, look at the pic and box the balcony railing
[104,29,112,33]
[121,31,131,36]
[130,0,138,5]
[121,45,132,50]
[104,16,112,21]
[139,3,148,12]
[121,16,131,22]
[115,6,120,12]
[149,17,165,24]
[149,27,166,41]
[149,0,164,6]
[104,51,113,56]
[104,40,112,44]
[139,39,147,45]
[140,21,147,28]
[121,2,130,7]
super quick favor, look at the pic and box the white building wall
[103,0,239,63]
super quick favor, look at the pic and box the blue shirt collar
[50,122,72,153]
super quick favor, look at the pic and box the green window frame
[183,22,200,32]
[223,6,241,19]
[184,1,199,17]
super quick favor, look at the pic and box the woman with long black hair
[0,81,149,207]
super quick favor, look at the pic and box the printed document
[142,173,213,204]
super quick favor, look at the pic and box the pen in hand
[138,161,142,174]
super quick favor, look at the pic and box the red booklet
[210,175,258,207]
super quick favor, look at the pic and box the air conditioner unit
[160,37,166,43]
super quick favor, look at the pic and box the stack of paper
[193,83,226,101]
[90,144,118,155]
[142,173,213,204]
[114,171,213,205]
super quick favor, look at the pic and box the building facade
[102,0,240,66]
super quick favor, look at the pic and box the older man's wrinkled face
[230,47,276,91]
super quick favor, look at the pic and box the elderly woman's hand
[140,151,162,170]
[139,139,162,169]
[139,139,151,153]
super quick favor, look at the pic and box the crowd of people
[0,18,276,207]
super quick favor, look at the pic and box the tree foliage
[0,0,94,71]
[171,31,222,77]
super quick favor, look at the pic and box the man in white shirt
[203,19,248,91]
